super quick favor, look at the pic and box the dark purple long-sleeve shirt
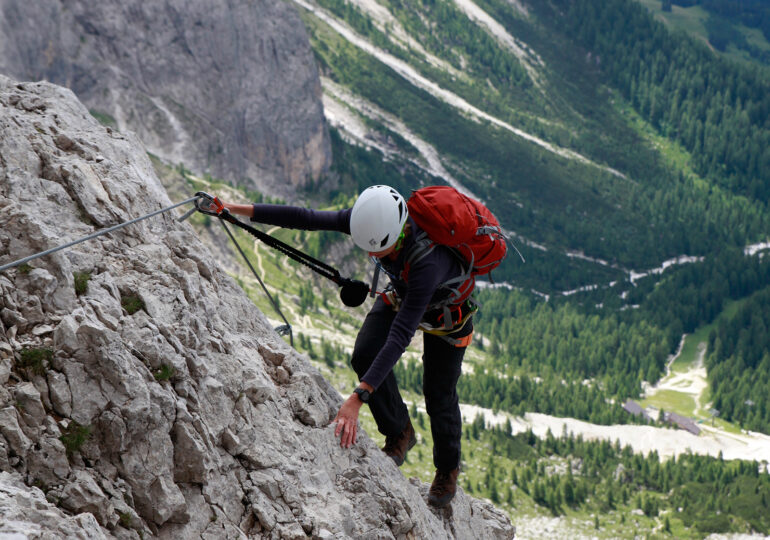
[250,203,465,390]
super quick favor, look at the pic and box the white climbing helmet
[350,185,408,252]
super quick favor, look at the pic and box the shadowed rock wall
[0,0,331,197]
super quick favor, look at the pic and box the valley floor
[460,405,770,467]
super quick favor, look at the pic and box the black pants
[351,298,471,471]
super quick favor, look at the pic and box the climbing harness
[379,284,477,347]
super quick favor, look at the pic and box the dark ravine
[0,0,332,198]
[0,75,514,538]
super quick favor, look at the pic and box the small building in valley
[664,412,701,436]
[622,400,652,422]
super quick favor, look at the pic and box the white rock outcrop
[0,75,514,538]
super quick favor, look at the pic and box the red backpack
[404,186,510,307]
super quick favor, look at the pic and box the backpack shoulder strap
[406,231,476,316]
[401,229,436,282]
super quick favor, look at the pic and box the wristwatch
[354,387,371,403]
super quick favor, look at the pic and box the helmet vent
[397,200,404,220]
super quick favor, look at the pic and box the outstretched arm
[223,202,254,218]
[217,200,352,233]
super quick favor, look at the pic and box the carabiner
[195,191,225,216]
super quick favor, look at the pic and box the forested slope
[707,289,770,432]
[652,0,770,65]
[549,0,770,201]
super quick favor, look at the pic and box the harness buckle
[437,303,462,329]
[380,288,401,311]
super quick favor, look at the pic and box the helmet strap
[393,222,408,252]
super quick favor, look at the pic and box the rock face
[0,471,108,539]
[0,0,331,197]
[0,76,514,538]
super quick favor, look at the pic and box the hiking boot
[382,419,416,466]
[428,467,460,508]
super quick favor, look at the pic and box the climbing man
[220,185,477,507]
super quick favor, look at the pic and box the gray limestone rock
[0,358,10,385]
[0,406,33,459]
[172,420,216,484]
[0,471,108,539]
[0,74,515,539]
[60,470,116,527]
[0,0,331,197]
[26,434,70,487]
[47,369,73,417]
[13,382,47,428]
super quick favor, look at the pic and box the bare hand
[333,395,363,448]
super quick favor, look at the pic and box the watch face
[355,388,370,402]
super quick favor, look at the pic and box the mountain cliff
[0,75,514,538]
[0,0,331,198]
